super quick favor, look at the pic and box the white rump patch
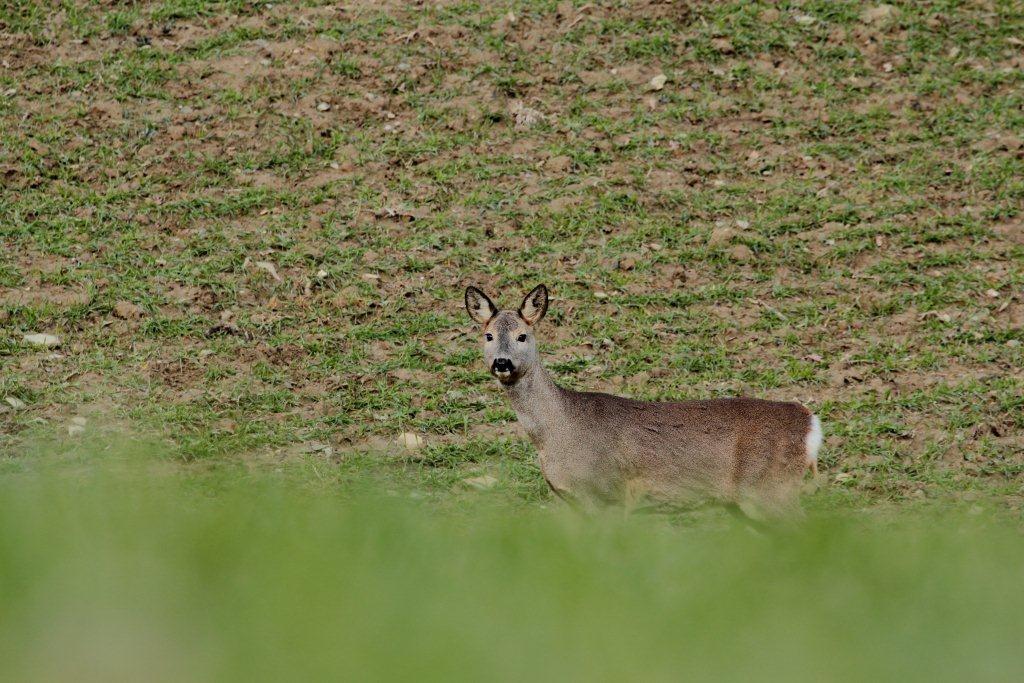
[805,414,823,464]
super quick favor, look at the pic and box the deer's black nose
[493,358,514,373]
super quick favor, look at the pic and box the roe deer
[464,284,822,522]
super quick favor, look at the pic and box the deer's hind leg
[622,478,651,516]
[734,475,806,528]
[732,441,809,527]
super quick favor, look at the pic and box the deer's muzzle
[491,358,516,383]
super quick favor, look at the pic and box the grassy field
[2,0,1023,510]
[1,0,1023,676]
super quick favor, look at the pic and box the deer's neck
[504,365,564,446]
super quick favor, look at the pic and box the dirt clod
[113,301,145,319]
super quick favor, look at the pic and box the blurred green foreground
[1,437,1022,682]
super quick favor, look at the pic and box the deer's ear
[519,284,548,325]
[465,286,497,324]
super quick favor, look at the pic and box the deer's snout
[492,358,515,374]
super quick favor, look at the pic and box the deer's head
[464,284,548,386]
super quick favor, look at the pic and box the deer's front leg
[538,455,596,510]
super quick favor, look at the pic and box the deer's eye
[484,333,493,342]
[517,334,528,342]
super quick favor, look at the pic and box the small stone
[648,73,667,91]
[5,397,26,410]
[860,4,899,24]
[1006,339,1021,348]
[316,101,331,111]
[396,432,424,451]
[463,475,498,490]
[23,333,60,348]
